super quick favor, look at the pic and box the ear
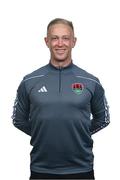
[44,37,49,48]
[72,37,77,48]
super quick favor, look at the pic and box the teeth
[56,49,65,52]
[57,51,64,54]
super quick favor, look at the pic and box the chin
[55,55,67,62]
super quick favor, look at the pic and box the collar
[48,61,73,71]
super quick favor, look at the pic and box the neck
[50,59,72,68]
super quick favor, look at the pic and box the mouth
[55,49,66,54]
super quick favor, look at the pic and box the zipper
[59,66,62,93]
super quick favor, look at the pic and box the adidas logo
[38,86,48,92]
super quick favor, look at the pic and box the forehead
[48,23,73,36]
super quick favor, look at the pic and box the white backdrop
[0,0,120,179]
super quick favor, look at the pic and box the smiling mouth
[55,49,66,54]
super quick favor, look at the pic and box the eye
[63,37,70,40]
[51,37,58,40]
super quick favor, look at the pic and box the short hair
[47,18,74,34]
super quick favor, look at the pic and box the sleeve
[12,79,31,136]
[90,81,110,135]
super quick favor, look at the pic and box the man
[12,18,110,179]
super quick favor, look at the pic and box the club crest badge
[72,83,84,95]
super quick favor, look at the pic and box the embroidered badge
[72,83,84,95]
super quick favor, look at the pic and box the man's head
[45,18,77,65]
[47,18,75,36]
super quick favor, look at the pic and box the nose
[57,38,63,46]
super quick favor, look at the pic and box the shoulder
[72,64,101,85]
[23,64,49,82]
[18,64,49,93]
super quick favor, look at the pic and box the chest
[29,72,94,111]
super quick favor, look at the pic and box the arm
[12,79,31,136]
[90,81,110,135]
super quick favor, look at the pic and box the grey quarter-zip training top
[12,62,110,174]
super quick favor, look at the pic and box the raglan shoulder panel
[24,64,49,81]
[22,64,49,95]
[72,64,103,96]
[72,64,101,86]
